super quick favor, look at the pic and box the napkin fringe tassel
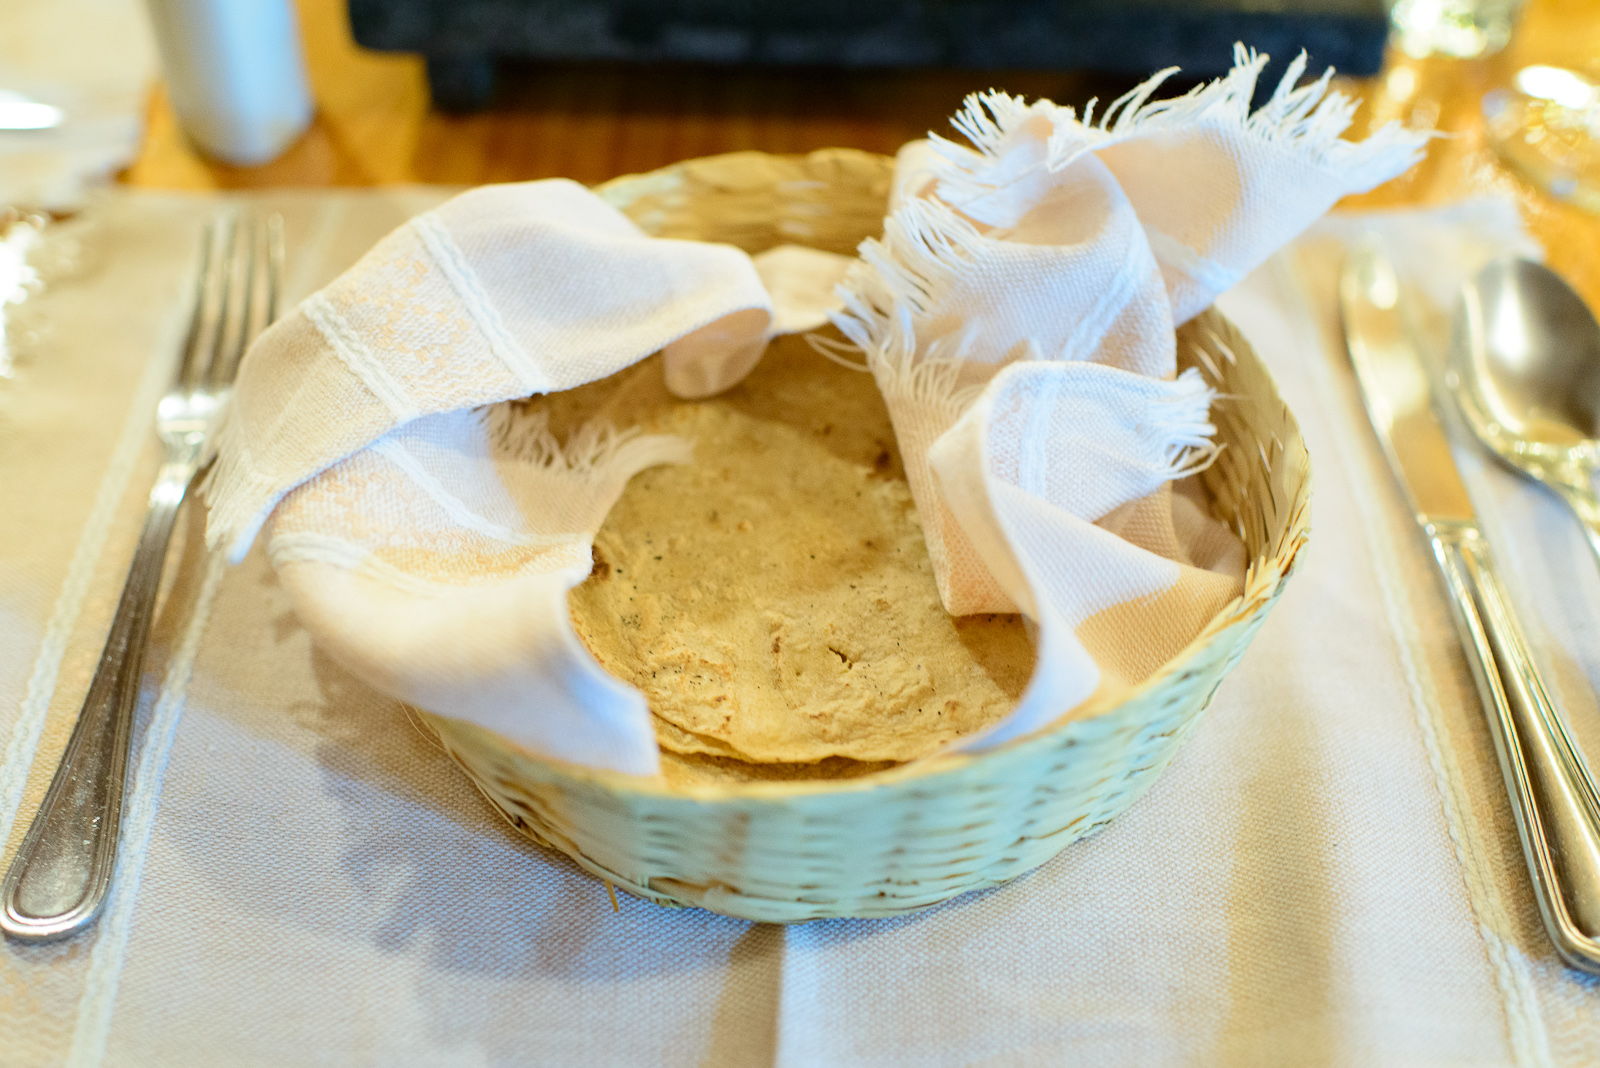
[934,44,1426,204]
[831,196,997,422]
[1150,368,1224,478]
[201,403,692,568]
[834,195,988,343]
[867,343,982,429]
[201,408,287,563]
[484,404,692,477]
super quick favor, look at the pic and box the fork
[0,214,282,942]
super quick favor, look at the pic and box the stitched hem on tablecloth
[65,550,229,1068]
[1275,248,1553,1068]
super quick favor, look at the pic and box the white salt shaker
[143,0,314,165]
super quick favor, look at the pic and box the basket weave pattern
[423,149,1311,923]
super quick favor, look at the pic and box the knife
[1341,238,1600,974]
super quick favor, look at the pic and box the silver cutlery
[1450,257,1600,574]
[0,213,282,942]
[1342,238,1600,974]
[0,89,62,131]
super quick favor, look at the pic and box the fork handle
[1432,521,1600,973]
[0,461,195,942]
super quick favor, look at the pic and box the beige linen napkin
[834,48,1427,745]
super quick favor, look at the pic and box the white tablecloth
[1,189,1597,1067]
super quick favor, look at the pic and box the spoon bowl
[1452,257,1600,567]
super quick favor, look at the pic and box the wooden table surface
[123,0,1600,309]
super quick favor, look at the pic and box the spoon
[1450,258,1600,573]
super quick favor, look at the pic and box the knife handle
[1431,521,1600,972]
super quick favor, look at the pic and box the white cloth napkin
[206,50,1427,775]
[832,48,1428,745]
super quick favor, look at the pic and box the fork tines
[178,213,284,390]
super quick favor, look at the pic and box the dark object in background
[348,0,1390,112]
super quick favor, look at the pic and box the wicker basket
[422,148,1311,923]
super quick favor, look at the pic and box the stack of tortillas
[205,49,1425,779]
[560,335,1037,772]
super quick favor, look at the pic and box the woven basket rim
[426,509,1302,802]
[422,148,1311,805]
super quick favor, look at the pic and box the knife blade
[1342,237,1600,974]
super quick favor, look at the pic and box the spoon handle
[1433,521,1600,973]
